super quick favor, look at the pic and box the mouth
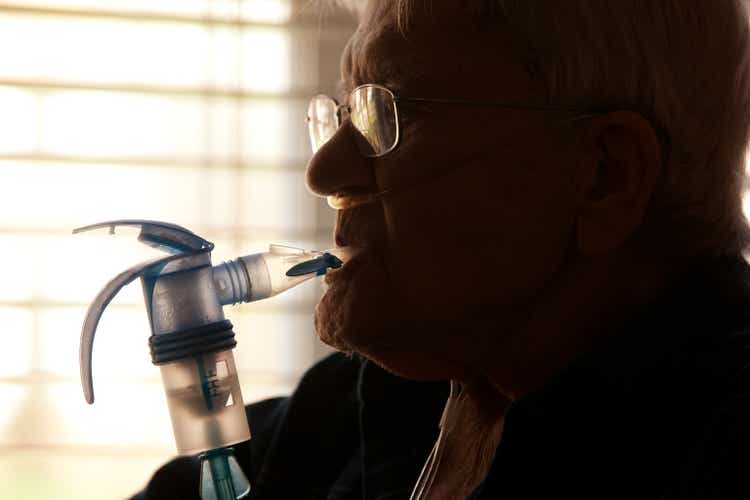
[325,244,358,262]
[323,246,372,285]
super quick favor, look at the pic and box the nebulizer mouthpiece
[75,220,346,500]
[213,244,349,306]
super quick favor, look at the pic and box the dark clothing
[132,256,750,499]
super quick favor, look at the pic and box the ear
[574,110,662,254]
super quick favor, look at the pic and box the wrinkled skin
[306,2,663,400]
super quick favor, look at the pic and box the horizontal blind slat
[0,2,357,29]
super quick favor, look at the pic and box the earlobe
[574,111,662,254]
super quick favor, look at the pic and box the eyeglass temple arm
[395,95,605,114]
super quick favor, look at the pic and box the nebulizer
[76,219,350,500]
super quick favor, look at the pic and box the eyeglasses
[306,83,602,158]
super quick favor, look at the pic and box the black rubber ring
[149,320,236,365]
[152,338,237,365]
[150,320,233,347]
[152,331,235,354]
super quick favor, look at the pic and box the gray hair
[335,0,750,257]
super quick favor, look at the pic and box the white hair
[334,0,750,257]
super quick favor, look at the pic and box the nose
[305,119,377,199]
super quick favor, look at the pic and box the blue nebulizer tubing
[74,220,349,500]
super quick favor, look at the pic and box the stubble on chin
[311,251,500,381]
[312,251,398,357]
[313,280,355,355]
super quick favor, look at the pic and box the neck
[476,248,677,401]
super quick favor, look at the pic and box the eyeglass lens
[307,95,339,154]
[307,85,399,157]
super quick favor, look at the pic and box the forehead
[340,1,537,100]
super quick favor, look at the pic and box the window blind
[0,2,355,499]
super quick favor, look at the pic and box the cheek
[383,158,576,315]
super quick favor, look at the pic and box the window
[0,2,355,498]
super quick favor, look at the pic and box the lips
[314,242,396,358]
[324,246,371,284]
[330,209,384,282]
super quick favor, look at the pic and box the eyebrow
[338,62,427,101]
[337,28,428,100]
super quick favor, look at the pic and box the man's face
[306,3,583,380]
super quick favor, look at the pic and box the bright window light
[0,14,212,88]
[0,86,37,154]
[0,0,209,17]
[41,91,206,159]
[0,2,353,499]
[243,28,290,92]
[0,308,34,377]
[243,0,292,23]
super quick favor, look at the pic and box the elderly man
[133,1,750,499]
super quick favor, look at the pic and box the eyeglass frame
[307,83,608,158]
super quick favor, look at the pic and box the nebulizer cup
[159,350,249,455]
[76,220,351,500]
[158,348,251,500]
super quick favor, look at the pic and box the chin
[360,348,469,382]
[315,312,464,382]
[313,251,468,382]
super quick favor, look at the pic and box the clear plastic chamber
[160,348,251,455]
